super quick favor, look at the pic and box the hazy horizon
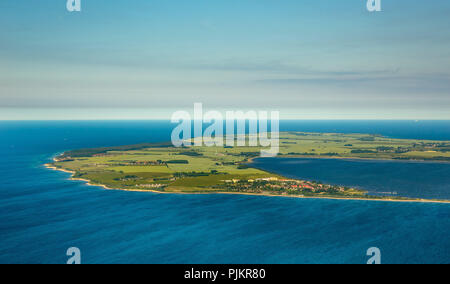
[0,108,449,121]
[1,0,449,120]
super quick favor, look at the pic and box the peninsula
[47,132,450,202]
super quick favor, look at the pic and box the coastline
[269,155,450,164]
[44,161,450,204]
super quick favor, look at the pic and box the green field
[48,132,450,201]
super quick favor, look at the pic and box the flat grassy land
[48,132,450,201]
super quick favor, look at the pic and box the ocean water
[251,158,450,200]
[0,121,449,264]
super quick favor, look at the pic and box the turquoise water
[0,121,449,264]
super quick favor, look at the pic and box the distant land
[47,132,450,203]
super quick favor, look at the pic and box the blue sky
[1,0,449,119]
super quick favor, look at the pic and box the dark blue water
[0,121,449,264]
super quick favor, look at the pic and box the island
[46,132,450,202]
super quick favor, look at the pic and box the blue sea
[0,120,449,264]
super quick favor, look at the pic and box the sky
[0,0,450,120]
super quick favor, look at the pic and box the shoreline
[44,161,450,204]
[262,155,450,164]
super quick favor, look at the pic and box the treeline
[177,151,203,157]
[240,152,260,157]
[166,160,189,164]
[174,170,219,177]
[351,149,376,154]
[61,142,174,158]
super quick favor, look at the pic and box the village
[220,177,349,195]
